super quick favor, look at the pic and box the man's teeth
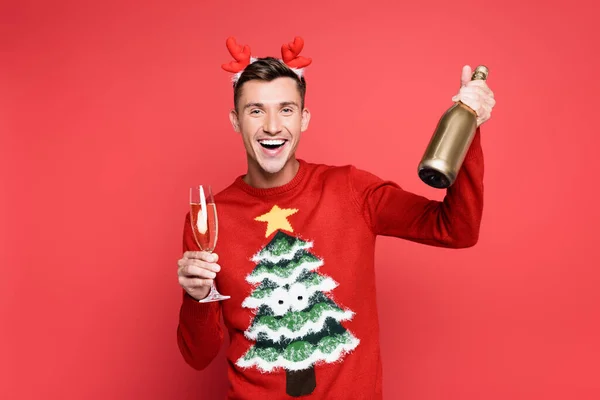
[259,139,286,149]
[259,139,285,145]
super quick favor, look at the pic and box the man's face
[230,77,310,176]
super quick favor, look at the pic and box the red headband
[221,36,312,80]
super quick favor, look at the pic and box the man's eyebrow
[279,101,299,107]
[243,102,264,110]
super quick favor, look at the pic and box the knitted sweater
[177,131,484,399]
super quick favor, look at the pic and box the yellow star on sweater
[255,205,298,238]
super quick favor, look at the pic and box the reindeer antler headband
[221,36,312,83]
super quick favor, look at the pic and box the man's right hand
[177,251,221,301]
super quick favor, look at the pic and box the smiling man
[229,61,310,188]
[176,37,495,399]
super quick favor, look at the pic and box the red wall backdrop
[2,0,599,399]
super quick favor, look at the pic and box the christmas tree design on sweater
[236,205,360,397]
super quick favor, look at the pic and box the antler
[221,37,251,73]
[281,37,312,69]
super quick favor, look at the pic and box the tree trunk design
[286,367,316,397]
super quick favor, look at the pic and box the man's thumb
[461,65,472,87]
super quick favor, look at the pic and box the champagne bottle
[417,65,489,188]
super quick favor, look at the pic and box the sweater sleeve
[176,212,224,370]
[349,129,484,248]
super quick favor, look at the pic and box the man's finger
[187,259,221,273]
[179,276,214,289]
[183,251,207,259]
[180,264,218,279]
[460,86,487,98]
[183,251,219,262]
[465,81,494,97]
[461,65,472,87]
[484,96,496,108]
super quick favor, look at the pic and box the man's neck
[243,158,300,189]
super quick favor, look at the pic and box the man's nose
[263,113,282,134]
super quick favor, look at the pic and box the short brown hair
[233,57,307,111]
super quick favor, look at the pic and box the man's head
[233,57,307,112]
[229,57,311,185]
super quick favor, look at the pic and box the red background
[2,0,599,399]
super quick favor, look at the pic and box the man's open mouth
[259,139,287,150]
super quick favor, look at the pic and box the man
[176,37,495,399]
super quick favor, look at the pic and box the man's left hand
[451,65,496,127]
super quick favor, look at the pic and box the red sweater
[177,131,484,399]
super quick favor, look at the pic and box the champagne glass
[189,185,230,302]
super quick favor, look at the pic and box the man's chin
[259,161,286,175]
[257,155,293,174]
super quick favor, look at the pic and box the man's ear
[229,109,240,133]
[301,107,311,132]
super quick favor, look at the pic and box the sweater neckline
[233,159,307,197]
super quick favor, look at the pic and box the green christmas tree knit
[236,231,360,397]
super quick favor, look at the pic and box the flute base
[198,285,230,303]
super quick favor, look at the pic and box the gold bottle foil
[418,65,489,188]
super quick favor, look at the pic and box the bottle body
[418,65,488,189]
[418,103,477,188]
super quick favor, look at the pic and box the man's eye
[282,108,293,113]
[250,109,261,115]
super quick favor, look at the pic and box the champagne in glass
[189,185,230,302]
